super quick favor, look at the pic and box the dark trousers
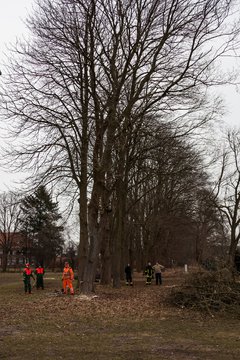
[155,273,162,285]
[146,276,152,284]
[24,280,31,293]
[126,274,132,284]
[36,276,44,289]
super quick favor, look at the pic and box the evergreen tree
[20,186,64,267]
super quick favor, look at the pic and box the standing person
[144,262,154,285]
[35,264,45,290]
[23,263,35,294]
[62,262,74,295]
[153,262,165,285]
[125,263,133,286]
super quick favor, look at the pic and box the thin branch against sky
[0,0,34,190]
[0,0,34,50]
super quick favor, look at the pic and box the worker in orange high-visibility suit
[62,262,74,295]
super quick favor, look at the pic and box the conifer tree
[20,186,64,266]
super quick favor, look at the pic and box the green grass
[0,271,240,360]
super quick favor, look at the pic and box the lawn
[0,269,240,360]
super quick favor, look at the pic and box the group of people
[23,260,163,293]
[22,263,45,294]
[22,261,74,295]
[144,262,164,285]
[125,261,165,286]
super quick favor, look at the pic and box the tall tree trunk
[77,42,90,283]
[100,208,112,284]
[227,225,239,271]
[99,168,113,285]
[78,197,88,282]
[112,207,122,288]
[78,165,88,282]
[112,177,127,288]
[81,194,100,294]
[2,248,8,272]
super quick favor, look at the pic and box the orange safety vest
[62,267,74,280]
[24,268,32,276]
[36,267,44,274]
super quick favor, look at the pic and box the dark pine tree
[20,186,64,267]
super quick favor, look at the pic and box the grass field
[0,269,240,360]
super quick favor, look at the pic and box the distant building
[0,232,31,270]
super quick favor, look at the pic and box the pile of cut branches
[168,269,240,316]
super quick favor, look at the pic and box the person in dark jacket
[125,264,133,286]
[144,262,154,285]
[23,263,35,294]
[35,264,45,290]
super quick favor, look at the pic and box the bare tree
[124,124,209,265]
[0,192,22,272]
[0,0,239,292]
[192,188,225,264]
[83,0,239,291]
[214,129,240,270]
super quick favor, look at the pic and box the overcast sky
[0,0,239,192]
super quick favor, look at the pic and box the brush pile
[168,269,240,316]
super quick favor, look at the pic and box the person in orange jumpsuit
[62,262,74,295]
